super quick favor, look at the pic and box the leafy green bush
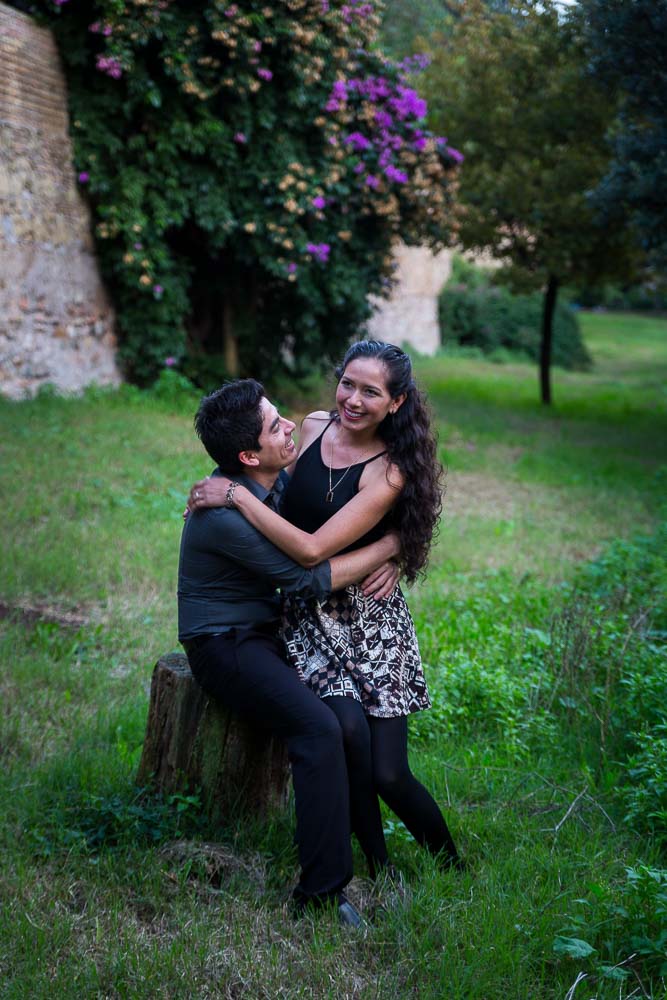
[542,517,667,840]
[567,276,667,312]
[439,277,592,370]
[623,730,667,845]
[28,787,203,857]
[554,865,667,986]
[28,0,458,384]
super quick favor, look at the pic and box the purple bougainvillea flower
[287,262,298,274]
[345,131,372,151]
[306,242,330,263]
[134,242,143,251]
[311,195,326,210]
[365,175,379,189]
[154,285,164,299]
[385,165,409,184]
[389,85,427,121]
[224,4,238,16]
[103,24,112,36]
[257,68,273,81]
[96,54,122,79]
[253,41,262,53]
[53,0,70,6]
[354,162,365,174]
[88,21,101,32]
[446,145,464,163]
[234,132,247,144]
[164,356,176,367]
[78,171,89,184]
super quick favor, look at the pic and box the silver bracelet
[224,481,239,508]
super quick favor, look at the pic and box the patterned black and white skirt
[281,584,431,718]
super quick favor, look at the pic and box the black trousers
[185,628,353,901]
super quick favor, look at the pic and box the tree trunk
[136,653,290,823]
[539,274,559,406]
[223,298,240,377]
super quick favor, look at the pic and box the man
[177,379,399,926]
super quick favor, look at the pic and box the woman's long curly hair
[334,340,443,583]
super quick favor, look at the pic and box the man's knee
[298,704,344,758]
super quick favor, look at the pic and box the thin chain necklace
[326,426,372,503]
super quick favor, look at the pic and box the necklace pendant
[325,490,334,503]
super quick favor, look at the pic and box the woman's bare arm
[189,459,403,567]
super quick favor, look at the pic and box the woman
[189,341,461,878]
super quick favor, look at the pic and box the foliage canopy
[583,0,667,270]
[419,0,638,402]
[30,0,459,384]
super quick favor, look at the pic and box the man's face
[252,397,297,473]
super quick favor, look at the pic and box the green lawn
[1,311,665,998]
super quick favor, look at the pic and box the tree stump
[136,652,290,823]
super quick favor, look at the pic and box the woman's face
[335,357,405,433]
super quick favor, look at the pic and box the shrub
[439,278,591,370]
[554,865,667,987]
[28,0,458,385]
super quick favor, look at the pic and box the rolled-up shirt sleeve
[205,508,332,599]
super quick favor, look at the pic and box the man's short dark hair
[194,379,265,473]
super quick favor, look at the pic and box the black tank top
[281,420,391,553]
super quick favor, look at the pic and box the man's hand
[360,560,399,600]
[184,476,233,518]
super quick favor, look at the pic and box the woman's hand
[360,559,400,601]
[185,476,234,516]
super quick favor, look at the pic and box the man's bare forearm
[329,533,400,591]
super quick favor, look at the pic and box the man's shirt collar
[214,468,287,510]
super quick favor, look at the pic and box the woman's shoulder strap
[298,412,335,461]
[363,449,388,466]
[301,412,335,439]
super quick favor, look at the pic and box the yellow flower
[284,199,298,213]
[123,253,135,264]
[338,231,352,241]
[139,274,151,286]
[244,222,257,233]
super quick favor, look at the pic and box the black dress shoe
[337,894,364,928]
[291,891,364,928]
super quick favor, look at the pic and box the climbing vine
[32,0,459,383]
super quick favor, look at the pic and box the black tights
[323,696,459,877]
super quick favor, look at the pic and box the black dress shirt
[177,469,332,641]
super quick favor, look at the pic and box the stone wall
[0,2,120,398]
[367,244,452,355]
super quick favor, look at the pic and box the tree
[27,0,458,385]
[583,0,667,270]
[420,0,638,404]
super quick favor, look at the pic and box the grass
[1,311,666,998]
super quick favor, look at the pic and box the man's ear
[238,450,260,468]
